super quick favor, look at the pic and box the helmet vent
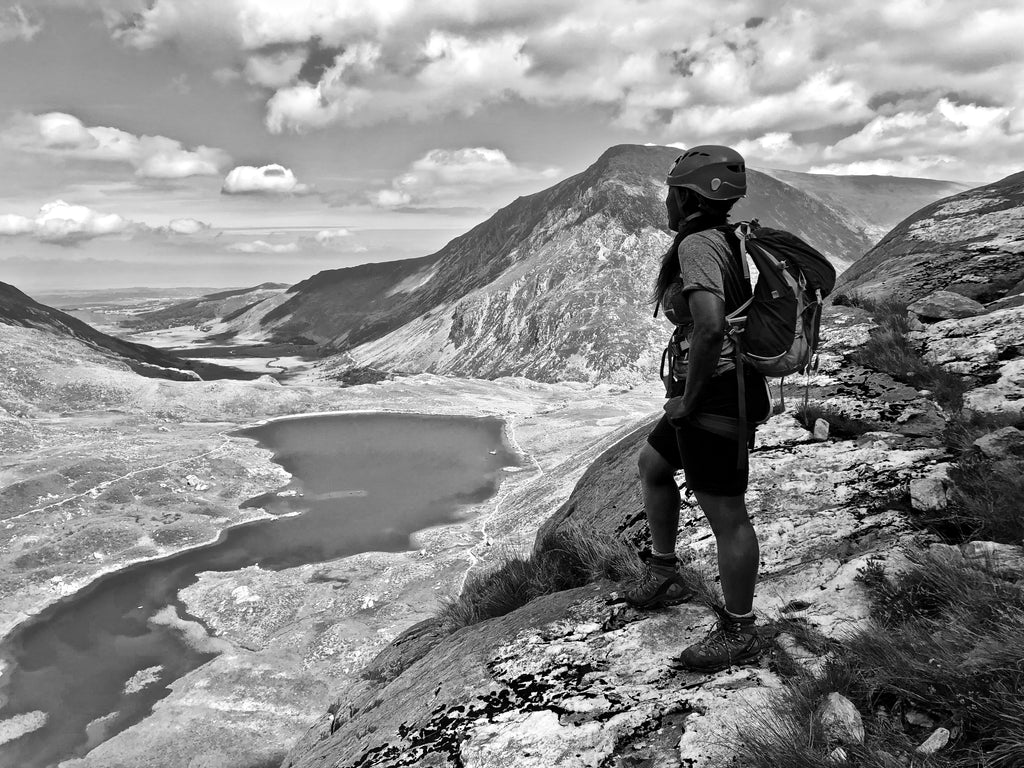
[726,164,744,172]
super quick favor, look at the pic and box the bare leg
[637,443,680,554]
[692,491,759,615]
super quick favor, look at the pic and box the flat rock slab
[908,290,986,321]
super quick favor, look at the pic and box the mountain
[214,145,956,384]
[122,283,289,332]
[0,281,260,381]
[837,170,1024,305]
[759,169,972,242]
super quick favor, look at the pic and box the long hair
[652,188,736,311]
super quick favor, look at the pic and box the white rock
[916,727,951,754]
[827,746,849,763]
[904,709,936,728]
[813,418,831,441]
[909,464,953,512]
[815,692,865,745]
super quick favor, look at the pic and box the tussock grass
[927,411,1024,544]
[846,296,970,411]
[795,403,879,439]
[437,522,704,632]
[742,551,1024,767]
[941,454,1024,544]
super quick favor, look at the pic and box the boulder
[961,541,1024,578]
[908,290,986,321]
[814,692,865,746]
[972,427,1024,460]
[928,541,1024,579]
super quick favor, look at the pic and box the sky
[0,0,1021,291]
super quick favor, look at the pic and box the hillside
[760,169,971,241]
[218,145,884,383]
[121,283,289,332]
[836,170,1024,304]
[0,281,259,381]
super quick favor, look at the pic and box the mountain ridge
[216,144,898,383]
[0,281,259,381]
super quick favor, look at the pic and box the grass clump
[437,522,692,632]
[796,403,879,439]
[742,551,1024,767]
[846,296,970,411]
[926,411,1024,544]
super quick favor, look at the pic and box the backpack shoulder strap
[712,224,753,316]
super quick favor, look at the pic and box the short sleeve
[677,231,728,302]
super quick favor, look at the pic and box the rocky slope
[0,281,258,381]
[281,304,966,768]
[836,170,1024,305]
[216,145,910,385]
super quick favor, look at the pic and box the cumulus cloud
[102,0,1024,181]
[226,239,299,253]
[0,5,41,43]
[372,148,559,210]
[221,163,311,195]
[166,218,212,235]
[312,228,351,244]
[0,204,219,246]
[0,201,130,245]
[0,112,231,179]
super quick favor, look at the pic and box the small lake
[0,412,520,768]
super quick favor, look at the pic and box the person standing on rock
[625,146,771,672]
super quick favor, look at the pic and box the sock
[725,608,755,621]
[651,547,676,560]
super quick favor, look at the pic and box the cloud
[1,112,231,179]
[0,5,41,43]
[100,0,1024,182]
[166,218,212,235]
[226,239,299,253]
[371,147,559,210]
[312,228,351,244]
[0,204,219,246]
[221,163,311,195]
[0,200,130,245]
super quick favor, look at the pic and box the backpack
[662,220,836,467]
[724,220,836,379]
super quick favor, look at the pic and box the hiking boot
[674,607,766,672]
[622,550,694,609]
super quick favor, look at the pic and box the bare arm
[664,290,725,422]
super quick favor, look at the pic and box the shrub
[742,551,1024,767]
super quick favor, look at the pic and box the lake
[0,412,520,768]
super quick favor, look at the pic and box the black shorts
[647,370,770,496]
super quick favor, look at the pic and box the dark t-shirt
[661,228,750,377]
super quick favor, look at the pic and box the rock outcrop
[837,170,1024,305]
[281,305,957,768]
